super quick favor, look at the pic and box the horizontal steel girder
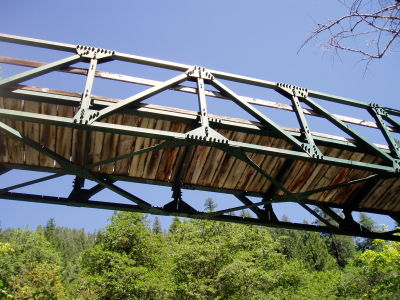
[1,190,399,241]
[0,107,396,173]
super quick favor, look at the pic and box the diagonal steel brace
[0,120,161,212]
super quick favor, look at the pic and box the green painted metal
[369,105,400,158]
[0,54,81,88]
[211,78,306,153]
[73,58,98,124]
[302,96,395,164]
[0,107,397,173]
[0,173,66,194]
[87,72,189,124]
[1,33,400,241]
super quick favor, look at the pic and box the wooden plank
[128,118,151,178]
[71,129,88,166]
[233,133,262,191]
[321,151,367,204]
[363,177,398,210]
[382,178,400,211]
[55,105,74,165]
[23,100,41,165]
[219,132,249,189]
[136,119,157,178]
[143,119,171,179]
[89,129,105,172]
[223,132,260,190]
[39,103,57,167]
[114,114,140,176]
[197,130,234,186]
[3,98,25,165]
[0,98,10,164]
[100,114,121,174]
[154,122,186,182]
[244,137,281,193]
[209,131,246,188]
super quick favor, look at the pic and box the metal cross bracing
[0,33,399,241]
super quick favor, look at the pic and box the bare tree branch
[300,0,400,62]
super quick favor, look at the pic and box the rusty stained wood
[0,98,10,163]
[154,122,187,182]
[1,98,25,165]
[113,114,141,176]
[99,114,122,174]
[0,96,399,213]
[360,177,400,212]
[39,102,57,167]
[55,104,74,165]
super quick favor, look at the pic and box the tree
[338,238,400,299]
[204,198,217,212]
[80,212,175,299]
[0,229,65,299]
[303,0,400,62]
[152,217,162,234]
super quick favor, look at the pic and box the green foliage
[80,212,175,299]
[0,229,64,299]
[0,200,398,299]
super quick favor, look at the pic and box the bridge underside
[0,33,399,240]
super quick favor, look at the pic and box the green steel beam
[5,88,369,152]
[73,58,98,123]
[369,106,400,158]
[235,194,268,220]
[302,96,395,164]
[3,56,398,136]
[87,72,189,124]
[0,55,81,88]
[0,172,66,194]
[0,161,397,218]
[211,78,305,153]
[85,140,186,169]
[0,33,77,52]
[1,33,400,121]
[0,120,161,212]
[1,190,399,241]
[0,107,397,173]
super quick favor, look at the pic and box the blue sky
[0,0,399,232]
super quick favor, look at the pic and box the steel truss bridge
[0,33,399,240]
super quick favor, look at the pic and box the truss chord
[3,56,400,135]
[2,189,400,241]
[0,106,397,173]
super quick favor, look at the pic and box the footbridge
[0,34,399,240]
